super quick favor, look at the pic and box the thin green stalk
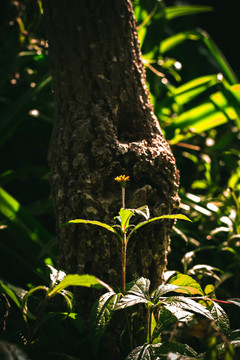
[122,235,127,295]
[148,308,153,344]
[122,186,125,209]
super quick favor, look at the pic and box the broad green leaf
[115,277,151,310]
[153,284,179,303]
[118,208,135,232]
[0,281,22,309]
[211,302,230,336]
[91,292,120,356]
[47,274,113,297]
[0,187,53,248]
[162,296,213,320]
[125,343,153,360]
[164,5,213,20]
[153,342,198,358]
[65,219,122,241]
[127,214,191,240]
[152,306,178,341]
[168,273,204,295]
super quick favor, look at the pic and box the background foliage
[0,0,239,359]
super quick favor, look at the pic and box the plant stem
[122,235,127,294]
[148,308,153,344]
[122,186,125,209]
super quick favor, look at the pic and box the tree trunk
[43,0,180,303]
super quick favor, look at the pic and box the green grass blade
[169,74,219,105]
[165,5,213,20]
[159,29,238,84]
[0,187,54,248]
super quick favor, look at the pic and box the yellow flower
[114,175,130,184]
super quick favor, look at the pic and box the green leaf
[168,274,204,295]
[47,274,113,297]
[115,277,151,310]
[227,298,240,308]
[154,342,198,358]
[162,296,213,320]
[65,219,122,241]
[170,74,220,106]
[159,29,237,84]
[211,302,230,336]
[22,285,49,319]
[153,284,179,303]
[164,5,213,20]
[0,281,22,309]
[118,208,135,232]
[127,214,191,241]
[90,292,120,356]
[152,306,178,341]
[125,343,153,360]
[0,187,54,249]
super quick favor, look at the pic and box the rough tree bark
[43,0,180,303]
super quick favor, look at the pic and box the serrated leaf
[91,292,120,356]
[211,301,230,335]
[125,343,153,360]
[227,298,240,308]
[115,277,151,310]
[153,284,179,303]
[168,274,204,295]
[162,297,213,320]
[47,274,112,297]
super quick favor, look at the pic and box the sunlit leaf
[127,214,191,240]
[162,296,213,319]
[115,277,151,310]
[227,298,240,308]
[0,281,22,309]
[0,187,53,248]
[164,5,213,20]
[65,219,122,241]
[47,274,113,297]
[168,274,204,295]
[153,284,179,303]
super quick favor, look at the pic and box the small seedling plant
[64,175,240,359]
[1,175,240,360]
